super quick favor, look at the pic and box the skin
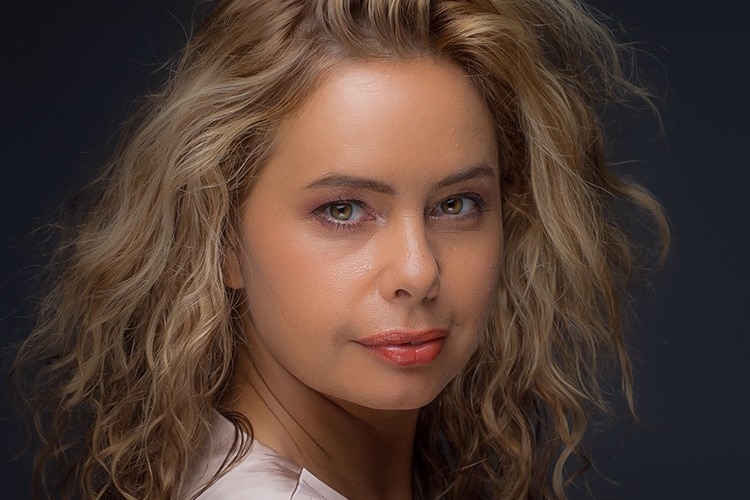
[225,58,503,499]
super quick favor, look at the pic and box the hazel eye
[438,196,479,216]
[318,200,369,227]
[440,197,464,215]
[329,202,355,220]
[429,194,486,224]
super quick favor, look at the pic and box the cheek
[239,219,372,335]
[456,240,502,358]
[451,248,501,360]
[444,234,502,307]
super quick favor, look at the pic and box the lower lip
[363,338,445,367]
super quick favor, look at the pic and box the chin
[348,382,447,412]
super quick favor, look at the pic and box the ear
[222,234,245,289]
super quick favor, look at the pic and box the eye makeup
[312,199,375,232]
[311,191,489,233]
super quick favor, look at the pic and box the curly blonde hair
[13,0,668,498]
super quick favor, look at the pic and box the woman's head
[14,1,668,498]
[222,57,503,413]
[123,0,630,395]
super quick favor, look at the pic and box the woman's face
[227,58,502,411]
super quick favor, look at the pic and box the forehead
[261,57,498,188]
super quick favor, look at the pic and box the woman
[13,0,668,498]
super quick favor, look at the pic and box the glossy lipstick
[357,329,447,367]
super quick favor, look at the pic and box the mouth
[357,329,447,346]
[356,329,447,366]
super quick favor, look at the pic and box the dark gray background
[2,1,747,498]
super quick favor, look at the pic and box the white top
[184,411,348,500]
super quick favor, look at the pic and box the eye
[329,201,357,221]
[323,200,364,222]
[440,197,466,215]
[314,199,371,231]
[436,195,479,216]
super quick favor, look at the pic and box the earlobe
[222,246,245,290]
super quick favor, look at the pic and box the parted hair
[12,0,668,498]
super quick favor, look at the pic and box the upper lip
[356,329,448,346]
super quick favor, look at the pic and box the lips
[356,329,447,366]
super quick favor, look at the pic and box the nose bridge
[380,214,440,301]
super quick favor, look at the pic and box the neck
[227,347,417,500]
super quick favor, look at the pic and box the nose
[378,216,440,303]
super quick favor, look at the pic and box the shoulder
[192,439,303,499]
[196,460,345,499]
[183,411,347,500]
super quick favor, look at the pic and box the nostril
[378,221,441,302]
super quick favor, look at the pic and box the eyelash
[428,194,487,221]
[313,193,487,232]
[314,199,373,232]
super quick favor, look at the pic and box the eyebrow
[434,164,496,189]
[306,174,395,194]
[305,164,496,194]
